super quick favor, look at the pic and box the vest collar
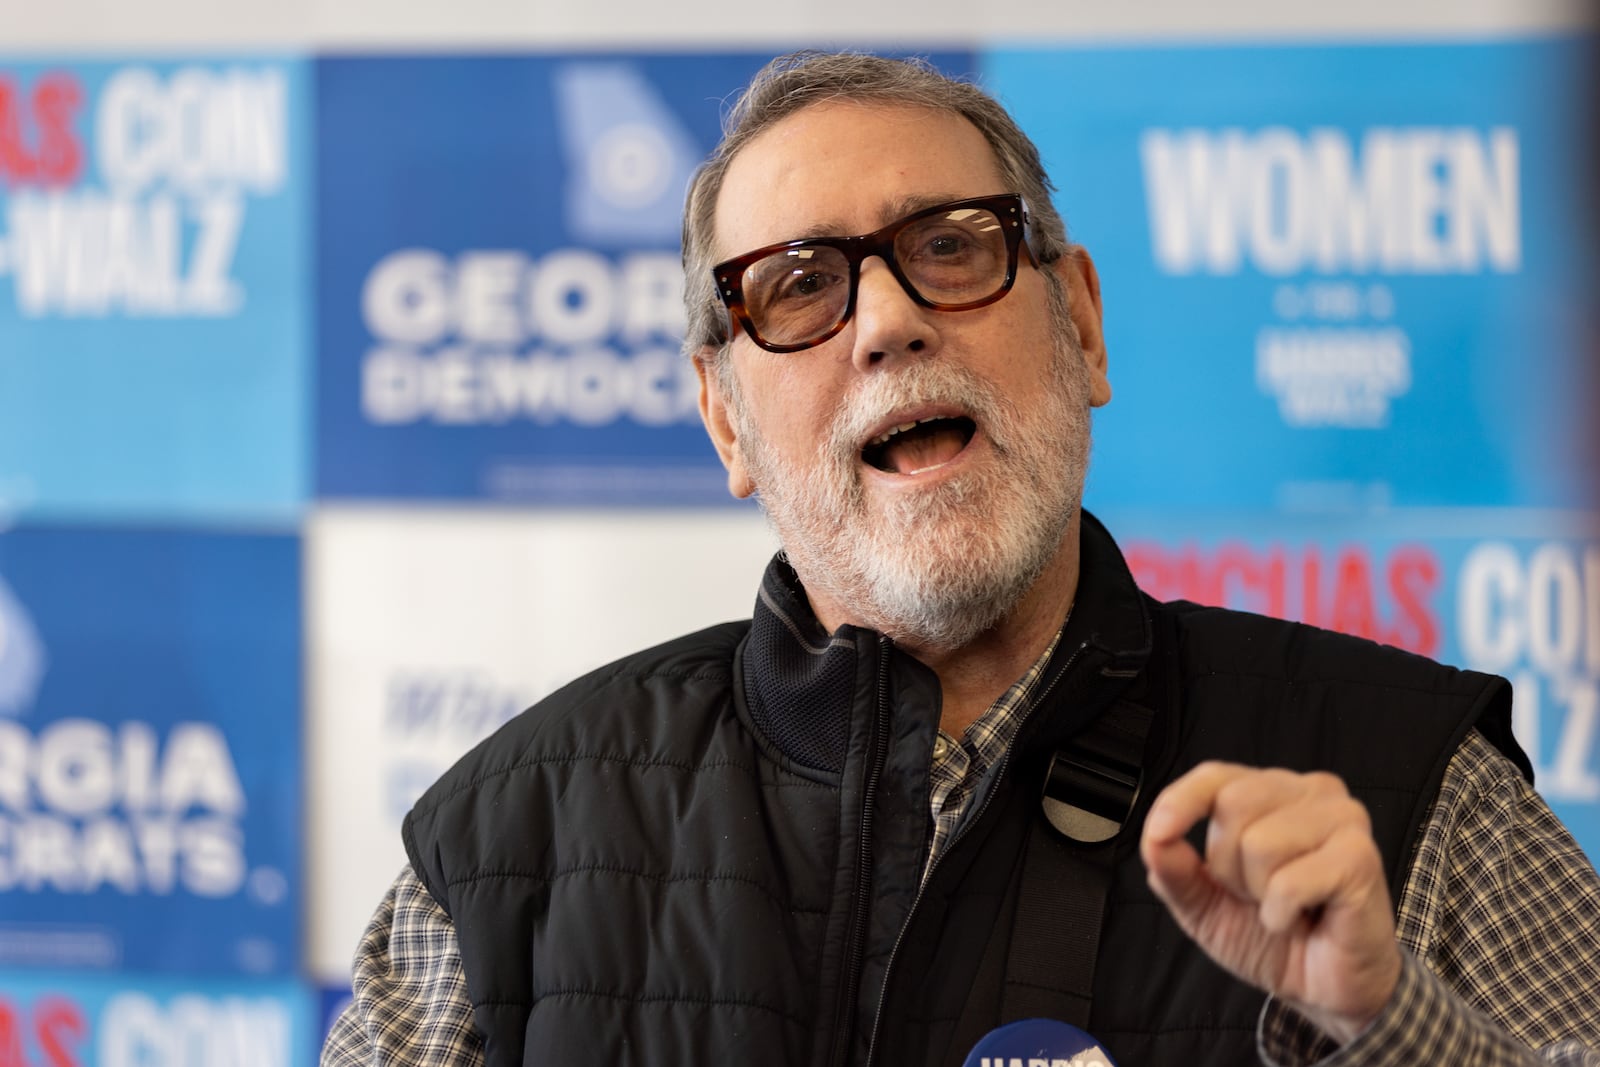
[740,510,1154,772]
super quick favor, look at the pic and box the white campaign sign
[304,505,775,980]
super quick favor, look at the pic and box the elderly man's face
[699,101,1110,650]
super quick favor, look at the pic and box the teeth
[867,416,945,448]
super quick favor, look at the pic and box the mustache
[824,361,1013,462]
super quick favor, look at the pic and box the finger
[1256,823,1388,935]
[1143,828,1220,922]
[1221,792,1373,903]
[1141,762,1253,917]
[1141,760,1252,848]
[1201,770,1355,899]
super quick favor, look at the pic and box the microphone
[960,1018,1119,1067]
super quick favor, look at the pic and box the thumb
[1141,828,1214,916]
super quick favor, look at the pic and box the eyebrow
[785,192,969,242]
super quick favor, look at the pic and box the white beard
[724,291,1094,652]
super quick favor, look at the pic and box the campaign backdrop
[304,506,775,980]
[0,970,314,1067]
[0,525,302,976]
[0,57,311,524]
[313,51,973,506]
[987,39,1596,512]
[990,36,1599,865]
[1099,507,1600,856]
[1,31,1595,1039]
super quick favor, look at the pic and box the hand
[1139,762,1403,1045]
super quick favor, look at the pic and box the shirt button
[932,735,951,761]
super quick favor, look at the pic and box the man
[324,52,1600,1066]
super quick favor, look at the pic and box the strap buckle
[1041,743,1142,845]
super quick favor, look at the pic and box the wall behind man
[0,2,1594,1063]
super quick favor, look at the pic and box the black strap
[999,697,1153,1027]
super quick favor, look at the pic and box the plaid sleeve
[1258,730,1600,1067]
[320,865,486,1067]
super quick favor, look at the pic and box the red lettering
[33,73,83,184]
[0,1001,25,1067]
[1124,542,1174,601]
[1211,542,1290,618]
[1262,545,1287,620]
[1214,543,1260,612]
[1122,539,1439,654]
[1386,546,1440,656]
[36,996,85,1067]
[1176,545,1224,606]
[0,71,84,186]
[1328,548,1378,640]
[0,78,35,182]
[1301,546,1324,629]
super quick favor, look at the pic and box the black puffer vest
[404,512,1527,1067]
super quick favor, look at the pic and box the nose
[849,256,935,372]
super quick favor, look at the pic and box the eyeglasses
[712,193,1036,353]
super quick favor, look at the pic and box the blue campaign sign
[987,40,1597,511]
[0,525,301,976]
[0,971,315,1067]
[0,57,312,524]
[315,51,975,505]
[1097,507,1600,866]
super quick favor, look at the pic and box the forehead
[714,101,1007,256]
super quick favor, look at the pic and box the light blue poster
[0,57,311,523]
[0,971,314,1067]
[988,40,1596,511]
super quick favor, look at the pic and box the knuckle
[1235,817,1274,859]
[1305,770,1348,796]
[1342,797,1373,832]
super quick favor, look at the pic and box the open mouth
[862,415,978,475]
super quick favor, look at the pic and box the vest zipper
[863,638,1092,1066]
[829,635,894,1067]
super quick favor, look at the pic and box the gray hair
[680,51,1069,362]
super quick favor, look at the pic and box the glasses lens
[894,205,1010,306]
[742,246,852,349]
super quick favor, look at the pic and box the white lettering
[619,254,686,341]
[6,190,242,317]
[97,66,287,196]
[361,345,697,427]
[0,812,245,895]
[1460,542,1525,673]
[185,194,245,313]
[1527,543,1584,673]
[1255,326,1411,428]
[1551,675,1600,801]
[0,720,30,810]
[458,252,525,344]
[1141,126,1521,275]
[120,721,160,812]
[100,993,289,1067]
[363,250,452,344]
[1460,542,1600,675]
[1512,670,1600,803]
[81,816,143,893]
[528,250,614,345]
[0,719,249,895]
[37,719,116,816]
[361,248,687,347]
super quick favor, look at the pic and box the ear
[1052,245,1111,408]
[694,347,757,499]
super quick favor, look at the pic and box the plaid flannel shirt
[323,646,1600,1067]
